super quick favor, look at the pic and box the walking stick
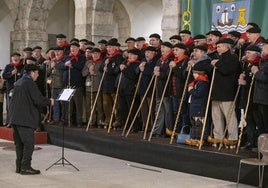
[125,75,156,137]
[121,73,142,136]
[107,72,122,133]
[170,67,192,144]
[198,67,216,150]
[86,71,106,131]
[90,74,94,125]
[143,76,157,140]
[218,85,241,150]
[236,75,255,154]
[148,68,172,141]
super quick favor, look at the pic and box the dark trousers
[255,103,268,134]
[12,125,34,169]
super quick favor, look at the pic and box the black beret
[161,41,173,48]
[128,49,140,56]
[193,34,206,40]
[245,45,261,53]
[24,64,39,71]
[70,38,79,43]
[209,30,222,37]
[179,30,191,35]
[98,39,107,44]
[149,33,161,39]
[32,46,42,50]
[169,35,182,41]
[136,37,146,41]
[144,46,156,52]
[216,38,234,46]
[56,34,66,38]
[70,42,80,47]
[194,45,208,52]
[247,27,261,33]
[192,63,207,74]
[23,47,33,52]
[173,43,187,50]
[53,46,64,51]
[11,52,21,57]
[90,48,101,53]
[228,31,241,38]
[108,38,118,43]
[79,39,89,43]
[25,56,37,62]
[87,41,95,46]
[247,22,260,29]
[125,37,136,43]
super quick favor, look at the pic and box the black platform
[44,124,267,187]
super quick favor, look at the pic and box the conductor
[9,64,54,175]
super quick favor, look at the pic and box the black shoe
[20,167,40,175]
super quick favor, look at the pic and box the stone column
[161,0,181,41]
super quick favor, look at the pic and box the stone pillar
[161,0,181,41]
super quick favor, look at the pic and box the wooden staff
[218,85,241,150]
[198,67,216,150]
[143,76,157,140]
[125,75,156,137]
[170,66,192,144]
[121,73,142,136]
[236,75,255,154]
[90,74,94,126]
[86,71,106,131]
[107,72,123,133]
[148,68,172,141]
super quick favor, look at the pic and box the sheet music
[58,88,75,101]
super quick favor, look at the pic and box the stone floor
[0,139,254,188]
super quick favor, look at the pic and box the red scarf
[208,44,217,52]
[173,54,188,64]
[92,56,103,65]
[141,43,149,50]
[248,56,261,66]
[188,74,209,87]
[69,51,80,62]
[106,49,121,59]
[184,37,194,47]
[10,61,23,67]
[160,51,174,62]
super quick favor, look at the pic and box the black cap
[136,37,146,41]
[245,45,261,53]
[98,39,108,44]
[179,30,191,35]
[79,39,89,43]
[149,33,161,39]
[192,63,207,74]
[53,46,64,51]
[90,48,101,53]
[70,38,79,43]
[247,27,261,33]
[209,30,222,37]
[25,56,37,62]
[32,46,42,50]
[193,34,206,40]
[24,64,40,71]
[216,38,234,46]
[247,22,260,29]
[56,34,66,38]
[23,47,33,52]
[128,49,140,56]
[125,37,136,43]
[108,38,118,43]
[169,35,182,41]
[228,31,241,38]
[161,41,173,48]
[11,52,21,57]
[87,41,95,46]
[173,43,187,50]
[194,45,208,52]
[70,42,80,47]
[144,46,156,52]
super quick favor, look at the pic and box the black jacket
[9,74,50,129]
[2,63,24,92]
[253,57,268,105]
[212,50,240,101]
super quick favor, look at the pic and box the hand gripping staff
[121,72,142,136]
[170,66,192,144]
[148,68,172,141]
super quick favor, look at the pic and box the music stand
[46,88,79,171]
